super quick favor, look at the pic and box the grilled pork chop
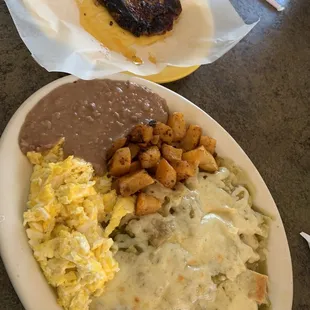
[98,0,182,37]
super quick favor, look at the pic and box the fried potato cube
[139,146,161,169]
[199,135,216,154]
[199,148,218,172]
[162,144,183,162]
[137,142,148,148]
[171,141,181,148]
[171,160,196,181]
[167,112,187,141]
[180,125,202,151]
[119,169,154,196]
[128,143,140,159]
[151,134,160,145]
[108,147,131,177]
[129,161,142,173]
[136,193,162,216]
[130,124,153,143]
[107,137,127,159]
[182,146,218,172]
[153,122,174,144]
[147,161,159,175]
[156,139,162,149]
[156,158,177,188]
[182,147,203,167]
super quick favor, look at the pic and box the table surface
[0,0,309,309]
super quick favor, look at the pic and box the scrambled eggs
[23,141,135,310]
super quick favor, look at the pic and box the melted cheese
[91,166,269,310]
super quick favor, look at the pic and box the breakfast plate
[0,74,293,310]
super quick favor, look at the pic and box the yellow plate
[126,65,200,84]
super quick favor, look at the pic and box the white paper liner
[5,0,258,79]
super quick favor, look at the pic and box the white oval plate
[0,74,293,310]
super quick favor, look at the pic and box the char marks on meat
[98,0,182,37]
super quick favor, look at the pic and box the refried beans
[19,79,169,175]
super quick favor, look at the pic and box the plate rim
[0,74,293,310]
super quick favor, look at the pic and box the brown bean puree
[19,79,168,175]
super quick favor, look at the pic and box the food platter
[0,73,293,310]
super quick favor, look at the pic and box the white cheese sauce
[91,167,269,310]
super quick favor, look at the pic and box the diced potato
[137,142,148,148]
[199,135,216,154]
[171,160,196,181]
[156,140,162,150]
[136,193,162,216]
[183,146,218,172]
[128,143,140,159]
[155,158,177,188]
[147,161,159,175]
[129,161,142,173]
[119,169,154,196]
[199,147,218,172]
[153,122,174,144]
[162,144,183,162]
[171,141,181,148]
[151,134,160,145]
[108,147,131,177]
[182,146,205,167]
[167,112,187,141]
[130,124,153,143]
[139,146,161,169]
[180,125,202,151]
[107,137,127,159]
